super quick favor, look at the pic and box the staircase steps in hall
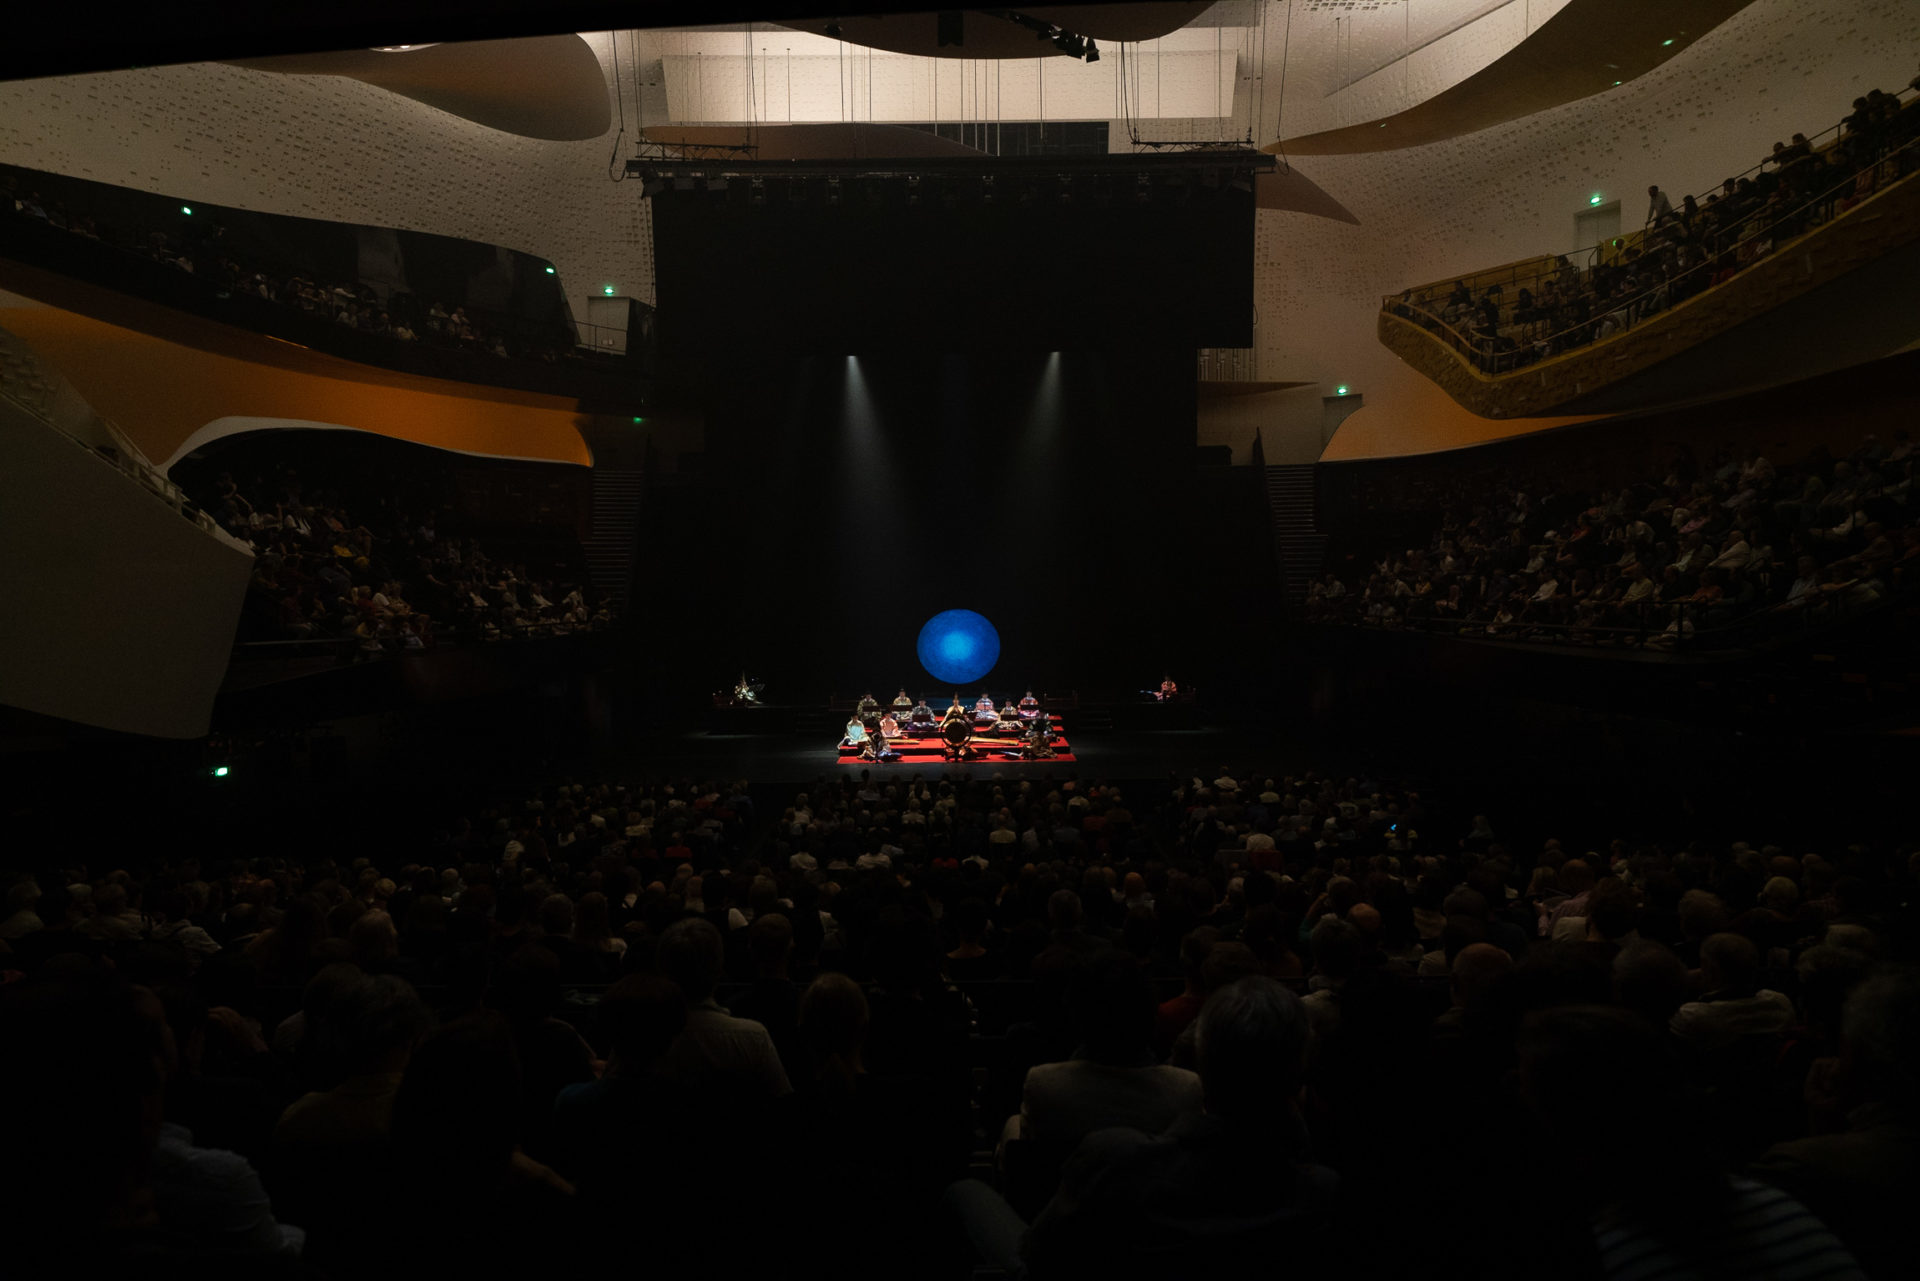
[1264,464,1327,613]
[583,469,645,608]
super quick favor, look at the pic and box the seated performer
[843,715,868,748]
[1024,717,1055,759]
[974,692,996,721]
[1157,677,1179,701]
[946,694,968,723]
[1018,690,1040,718]
[997,700,1021,733]
[857,691,880,719]
[892,688,914,716]
[733,672,756,704]
[878,711,900,739]
[910,697,937,730]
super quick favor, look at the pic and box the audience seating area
[1310,431,1918,650]
[199,461,611,659]
[1386,80,1920,375]
[3,765,1916,1279]
[2,166,579,366]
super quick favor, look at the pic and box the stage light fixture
[1589,193,1603,205]
[181,205,193,215]
[1335,385,1349,395]
[1084,40,1099,63]
[211,765,229,777]
[544,265,555,274]
[603,285,616,295]
[631,416,644,424]
[825,19,842,38]
[1662,38,1675,47]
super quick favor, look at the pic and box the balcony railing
[1382,91,1920,378]
[1311,584,1902,656]
[0,331,227,539]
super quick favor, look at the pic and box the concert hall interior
[4,3,1920,1280]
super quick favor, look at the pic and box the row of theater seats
[3,764,1914,1278]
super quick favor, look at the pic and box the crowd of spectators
[1394,78,1920,373]
[1310,431,1919,647]
[3,763,1915,1278]
[206,465,609,657]
[3,169,575,364]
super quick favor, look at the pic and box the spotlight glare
[1335,385,1349,395]
[603,285,616,295]
[544,265,556,274]
[1589,193,1603,205]
[211,765,229,777]
[181,205,193,215]
[1662,38,1675,47]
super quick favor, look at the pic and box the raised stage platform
[837,714,1075,765]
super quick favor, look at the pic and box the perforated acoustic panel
[0,36,653,331]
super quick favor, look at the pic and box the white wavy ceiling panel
[652,28,1242,124]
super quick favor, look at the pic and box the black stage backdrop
[648,167,1256,359]
[639,347,1274,700]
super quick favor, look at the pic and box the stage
[837,714,1075,765]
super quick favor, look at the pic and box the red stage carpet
[837,715,1075,764]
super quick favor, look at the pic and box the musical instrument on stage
[720,672,764,706]
[942,716,974,760]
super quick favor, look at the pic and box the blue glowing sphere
[916,609,1001,686]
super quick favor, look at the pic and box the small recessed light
[1335,385,1349,396]
[1590,193,1603,206]
[181,205,193,215]
[1662,38,1675,47]
[544,266,556,274]
[603,285,616,295]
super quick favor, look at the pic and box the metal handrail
[1382,91,1920,369]
[230,616,610,659]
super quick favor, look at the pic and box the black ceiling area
[10,3,1131,81]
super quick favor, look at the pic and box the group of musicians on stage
[843,689,1049,759]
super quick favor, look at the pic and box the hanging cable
[607,30,627,181]
[1274,0,1294,171]
[1251,0,1268,143]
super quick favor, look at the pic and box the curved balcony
[1381,98,1920,419]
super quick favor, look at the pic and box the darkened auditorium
[5,2,1920,1278]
